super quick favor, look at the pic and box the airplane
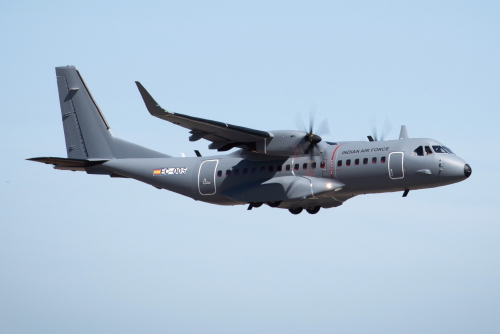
[28,66,472,215]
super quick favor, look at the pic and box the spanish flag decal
[153,169,161,175]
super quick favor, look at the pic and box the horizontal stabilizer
[27,157,107,167]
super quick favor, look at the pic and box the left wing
[135,82,271,152]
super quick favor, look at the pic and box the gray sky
[1,1,499,333]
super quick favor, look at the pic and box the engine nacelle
[254,130,321,156]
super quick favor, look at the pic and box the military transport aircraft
[28,66,472,214]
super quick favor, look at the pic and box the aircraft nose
[464,164,472,178]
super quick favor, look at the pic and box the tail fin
[56,66,169,159]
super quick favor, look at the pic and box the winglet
[399,125,409,139]
[135,81,169,117]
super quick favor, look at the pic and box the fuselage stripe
[330,144,342,178]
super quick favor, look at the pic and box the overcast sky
[1,1,499,333]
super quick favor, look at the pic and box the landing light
[326,183,332,189]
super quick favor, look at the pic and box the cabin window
[217,170,222,177]
[234,169,239,175]
[303,163,308,170]
[425,146,433,155]
[372,157,377,164]
[251,167,257,174]
[226,170,231,176]
[268,166,274,172]
[337,160,342,167]
[243,168,248,174]
[320,161,326,168]
[346,159,351,166]
[260,166,265,173]
[277,165,282,172]
[381,156,386,163]
[414,146,424,156]
[354,159,359,165]
[363,158,368,164]
[286,164,291,171]
[311,162,316,169]
[294,164,299,170]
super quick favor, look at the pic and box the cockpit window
[442,146,454,154]
[414,146,424,156]
[432,145,448,153]
[425,146,433,155]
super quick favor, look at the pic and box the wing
[135,82,271,152]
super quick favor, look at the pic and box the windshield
[432,145,448,153]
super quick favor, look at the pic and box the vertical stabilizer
[55,66,169,159]
[56,66,114,159]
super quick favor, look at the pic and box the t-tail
[28,66,169,168]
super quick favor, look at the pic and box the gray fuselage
[97,137,470,210]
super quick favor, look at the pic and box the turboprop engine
[254,130,326,157]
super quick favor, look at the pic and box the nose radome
[464,164,472,178]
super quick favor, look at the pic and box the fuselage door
[198,159,218,195]
[388,152,404,179]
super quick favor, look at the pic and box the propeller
[368,117,393,141]
[295,107,330,159]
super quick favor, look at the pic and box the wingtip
[135,81,167,116]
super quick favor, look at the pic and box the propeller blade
[304,142,312,154]
[380,118,393,141]
[308,103,317,134]
[298,106,328,158]
[309,143,318,161]
[294,113,307,133]
[315,118,330,136]
[369,116,378,141]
